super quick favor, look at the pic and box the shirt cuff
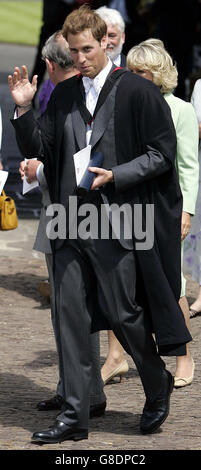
[36,162,44,183]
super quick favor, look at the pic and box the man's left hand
[89,167,113,190]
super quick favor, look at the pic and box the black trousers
[45,253,106,406]
[54,232,165,428]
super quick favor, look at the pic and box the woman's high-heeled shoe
[174,359,195,388]
[102,360,129,385]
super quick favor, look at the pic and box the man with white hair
[96,6,126,66]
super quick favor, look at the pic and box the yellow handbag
[0,189,18,230]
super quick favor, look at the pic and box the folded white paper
[23,158,39,195]
[73,145,91,186]
[0,170,8,194]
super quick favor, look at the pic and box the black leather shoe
[89,400,106,418]
[37,395,106,418]
[140,370,174,435]
[32,421,88,444]
[37,395,64,411]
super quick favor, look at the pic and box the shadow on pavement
[0,272,49,307]
[0,371,142,436]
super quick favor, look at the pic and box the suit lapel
[89,90,116,149]
[70,75,115,151]
[71,79,89,150]
[90,65,126,149]
[71,104,87,150]
[70,66,126,151]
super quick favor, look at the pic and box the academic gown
[112,72,191,354]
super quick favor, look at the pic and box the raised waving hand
[8,65,37,110]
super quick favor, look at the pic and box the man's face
[106,24,125,61]
[68,29,108,78]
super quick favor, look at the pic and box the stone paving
[0,220,201,453]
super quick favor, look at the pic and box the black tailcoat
[11,70,191,353]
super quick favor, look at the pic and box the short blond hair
[127,38,178,94]
[62,4,107,43]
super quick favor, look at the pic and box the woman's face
[129,66,153,82]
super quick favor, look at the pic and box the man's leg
[83,237,166,401]
[40,253,105,410]
[81,236,173,434]
[32,242,95,443]
[50,242,95,429]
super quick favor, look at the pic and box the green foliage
[0,1,42,45]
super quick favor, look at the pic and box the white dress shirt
[82,58,113,145]
[36,161,44,183]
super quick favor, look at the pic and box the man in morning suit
[9,5,191,443]
[22,31,106,417]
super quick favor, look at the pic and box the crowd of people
[2,1,201,444]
